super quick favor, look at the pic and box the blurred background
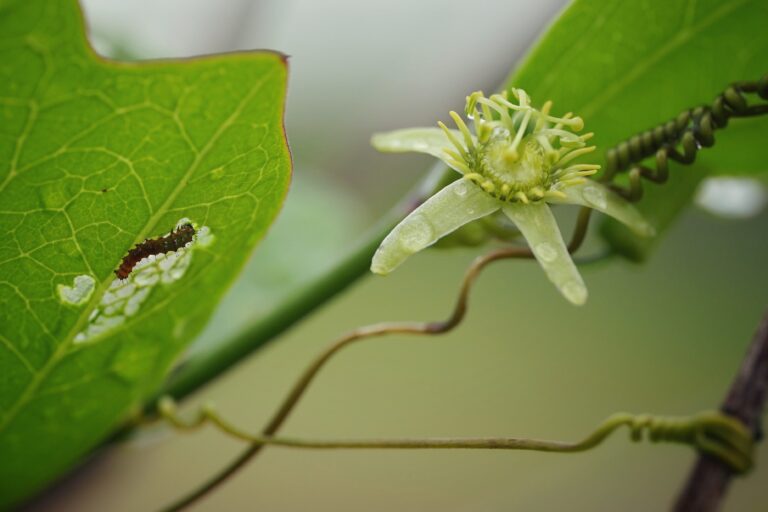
[26,0,768,510]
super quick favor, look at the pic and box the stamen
[544,190,567,199]
[490,93,531,113]
[547,114,584,131]
[438,121,469,160]
[477,95,514,126]
[564,164,601,172]
[510,109,532,152]
[445,156,471,174]
[449,111,476,152]
[535,100,553,132]
[430,89,602,204]
[465,91,481,117]
[557,145,596,166]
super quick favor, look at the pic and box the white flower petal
[371,180,500,275]
[549,181,655,237]
[371,128,471,174]
[501,203,588,305]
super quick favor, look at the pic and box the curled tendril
[602,75,768,201]
[159,397,753,475]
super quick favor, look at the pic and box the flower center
[438,90,601,204]
[479,134,550,199]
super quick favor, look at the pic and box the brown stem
[160,207,593,512]
[672,308,768,512]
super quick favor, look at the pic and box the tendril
[601,75,768,201]
[159,397,754,475]
[158,211,593,511]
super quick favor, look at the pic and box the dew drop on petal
[453,181,470,197]
[562,280,588,305]
[582,186,607,210]
[534,242,558,263]
[399,215,434,252]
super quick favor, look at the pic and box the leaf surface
[0,0,290,505]
[506,0,768,259]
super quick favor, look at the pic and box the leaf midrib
[578,0,748,119]
[0,62,276,436]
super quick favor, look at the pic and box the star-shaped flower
[370,88,654,305]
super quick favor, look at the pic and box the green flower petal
[549,181,655,237]
[371,179,500,275]
[371,128,470,174]
[501,203,588,305]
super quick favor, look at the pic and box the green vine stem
[158,397,753,474]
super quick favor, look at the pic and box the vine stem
[160,399,752,470]
[672,308,768,512]
[159,208,593,512]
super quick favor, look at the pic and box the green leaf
[506,0,768,260]
[0,0,290,506]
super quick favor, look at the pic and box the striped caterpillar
[114,223,196,279]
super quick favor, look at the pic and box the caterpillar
[114,223,196,279]
[601,75,768,201]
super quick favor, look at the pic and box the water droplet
[453,181,469,197]
[562,280,588,305]
[534,242,558,263]
[491,127,511,140]
[582,186,607,210]
[399,215,434,252]
[210,167,225,180]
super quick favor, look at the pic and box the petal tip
[561,280,588,306]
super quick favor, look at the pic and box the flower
[370,88,654,305]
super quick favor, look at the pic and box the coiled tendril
[602,75,768,201]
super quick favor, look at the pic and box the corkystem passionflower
[370,88,654,305]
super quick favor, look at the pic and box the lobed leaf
[0,0,291,506]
